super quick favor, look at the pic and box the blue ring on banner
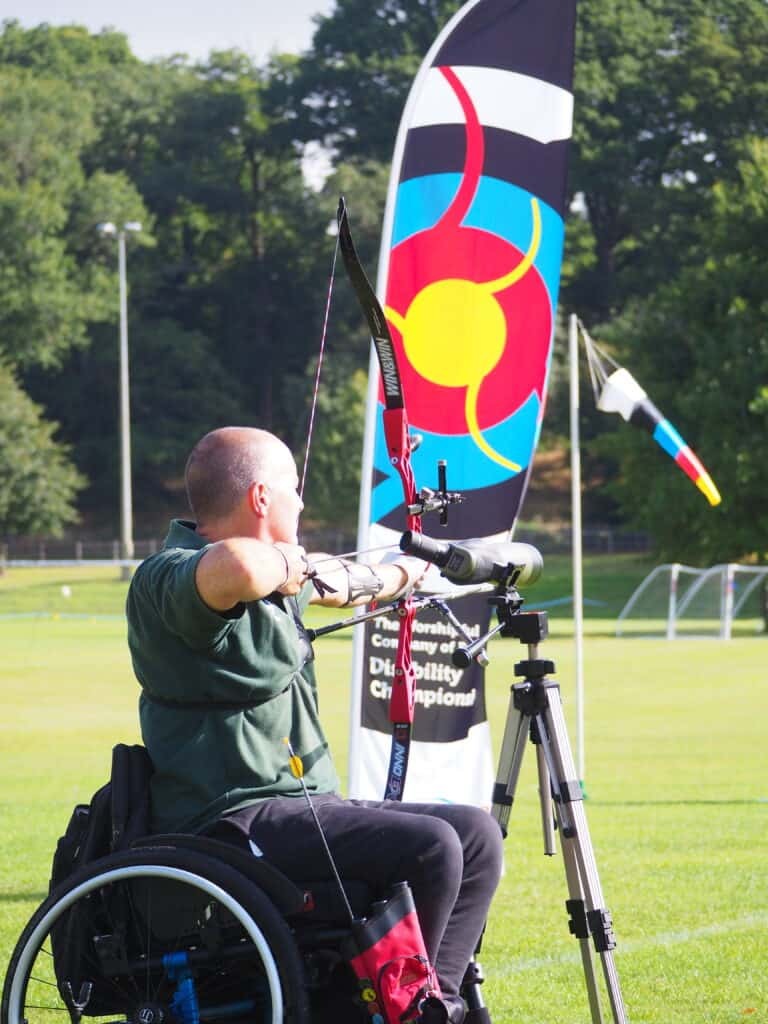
[372,392,541,522]
[391,174,564,310]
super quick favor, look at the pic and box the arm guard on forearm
[342,562,385,605]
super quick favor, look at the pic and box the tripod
[459,599,629,1024]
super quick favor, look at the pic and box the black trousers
[211,794,504,1004]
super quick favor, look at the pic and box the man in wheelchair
[124,426,504,1023]
[2,427,503,1024]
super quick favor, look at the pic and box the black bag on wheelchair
[48,743,153,1015]
[49,743,153,893]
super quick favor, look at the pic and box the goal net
[616,563,768,639]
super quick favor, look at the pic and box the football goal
[616,563,768,639]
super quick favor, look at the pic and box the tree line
[0,0,766,563]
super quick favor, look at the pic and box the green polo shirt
[126,519,340,833]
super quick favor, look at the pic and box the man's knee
[443,805,504,883]
[410,814,465,892]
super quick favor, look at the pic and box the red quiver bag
[346,881,446,1024]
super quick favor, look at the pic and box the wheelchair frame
[2,838,374,1024]
[2,737,488,1024]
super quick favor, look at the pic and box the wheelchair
[1,746,486,1024]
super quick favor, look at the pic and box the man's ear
[247,481,270,518]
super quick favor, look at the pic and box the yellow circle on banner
[400,279,506,388]
[361,987,377,1002]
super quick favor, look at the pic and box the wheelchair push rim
[2,849,310,1024]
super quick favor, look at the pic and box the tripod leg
[532,711,604,1021]
[534,731,557,855]
[536,685,629,1024]
[560,827,607,1024]
[490,685,529,836]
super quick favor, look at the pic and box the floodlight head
[124,221,143,233]
[96,221,117,236]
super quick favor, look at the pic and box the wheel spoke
[3,852,304,1024]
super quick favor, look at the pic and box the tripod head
[451,584,549,667]
[451,584,525,668]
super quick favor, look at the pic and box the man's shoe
[419,996,449,1023]
[419,994,471,1024]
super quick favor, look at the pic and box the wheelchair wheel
[1,847,311,1024]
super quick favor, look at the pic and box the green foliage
[0,66,94,368]
[299,362,368,528]
[268,0,462,161]
[24,317,246,527]
[127,318,247,518]
[0,366,84,535]
[1,4,767,562]
[0,23,334,532]
[550,0,768,557]
[567,0,768,319]
[0,57,150,370]
[0,18,136,74]
[102,48,333,435]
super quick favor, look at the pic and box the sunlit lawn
[1,565,766,1021]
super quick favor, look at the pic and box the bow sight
[406,458,463,526]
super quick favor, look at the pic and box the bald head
[185,427,292,527]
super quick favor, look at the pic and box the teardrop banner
[349,0,577,802]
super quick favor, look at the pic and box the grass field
[1,562,766,1022]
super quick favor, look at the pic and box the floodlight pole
[97,221,142,580]
[117,229,133,578]
[569,313,585,783]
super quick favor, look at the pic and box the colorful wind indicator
[581,323,721,507]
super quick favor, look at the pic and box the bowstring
[299,224,341,500]
[307,543,400,566]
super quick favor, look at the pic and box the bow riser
[390,608,416,724]
[382,408,420,534]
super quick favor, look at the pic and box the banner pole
[569,313,585,784]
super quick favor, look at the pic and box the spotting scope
[399,531,543,588]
